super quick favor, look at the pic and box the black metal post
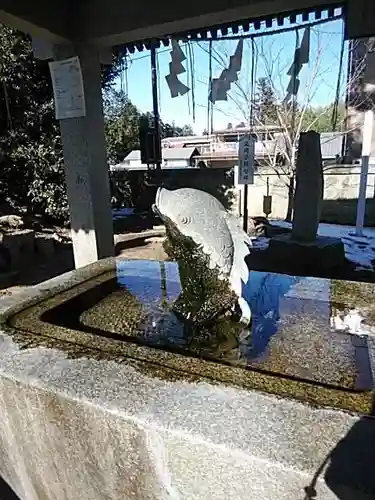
[342,38,353,161]
[150,44,161,173]
[243,184,248,233]
[160,260,167,309]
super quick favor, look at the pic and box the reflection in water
[241,272,298,361]
[42,260,372,390]
[112,261,370,389]
[116,260,185,346]
[117,260,181,304]
[115,262,322,364]
[115,261,300,361]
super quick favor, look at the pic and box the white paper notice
[49,56,86,120]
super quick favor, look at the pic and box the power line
[208,40,213,134]
[331,23,346,131]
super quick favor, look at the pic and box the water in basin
[38,259,373,391]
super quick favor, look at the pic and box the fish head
[154,187,234,277]
[153,187,198,239]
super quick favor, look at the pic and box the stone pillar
[292,131,323,243]
[346,38,375,162]
[53,43,114,268]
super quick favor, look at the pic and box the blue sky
[117,16,347,134]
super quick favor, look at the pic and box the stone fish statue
[153,186,254,326]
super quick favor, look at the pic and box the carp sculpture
[153,186,254,326]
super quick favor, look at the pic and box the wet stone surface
[18,259,373,394]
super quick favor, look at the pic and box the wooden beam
[81,0,343,46]
[0,0,70,43]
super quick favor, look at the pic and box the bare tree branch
[194,22,375,211]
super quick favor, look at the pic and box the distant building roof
[162,135,202,144]
[214,124,282,134]
[124,147,200,162]
[320,132,343,159]
[161,126,283,145]
[124,150,141,161]
[274,131,343,160]
[163,147,200,160]
[111,147,202,172]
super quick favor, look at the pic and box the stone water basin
[1,257,375,500]
[6,258,375,414]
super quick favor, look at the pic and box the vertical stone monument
[292,131,323,242]
[268,131,345,274]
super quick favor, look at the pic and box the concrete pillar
[53,43,114,268]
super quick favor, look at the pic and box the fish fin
[224,212,252,286]
[237,296,251,325]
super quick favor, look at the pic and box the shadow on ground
[324,417,375,499]
[247,246,375,283]
[304,398,375,499]
[112,212,160,234]
[0,227,167,291]
[0,247,74,291]
[321,198,375,227]
[0,475,20,499]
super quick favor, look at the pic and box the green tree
[178,124,194,136]
[0,25,123,224]
[104,92,195,209]
[158,119,194,138]
[104,89,141,164]
[254,77,278,125]
[300,103,346,134]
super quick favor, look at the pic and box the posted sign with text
[237,135,255,185]
[49,56,86,120]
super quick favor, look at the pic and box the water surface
[41,260,373,391]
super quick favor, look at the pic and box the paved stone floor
[0,230,167,296]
